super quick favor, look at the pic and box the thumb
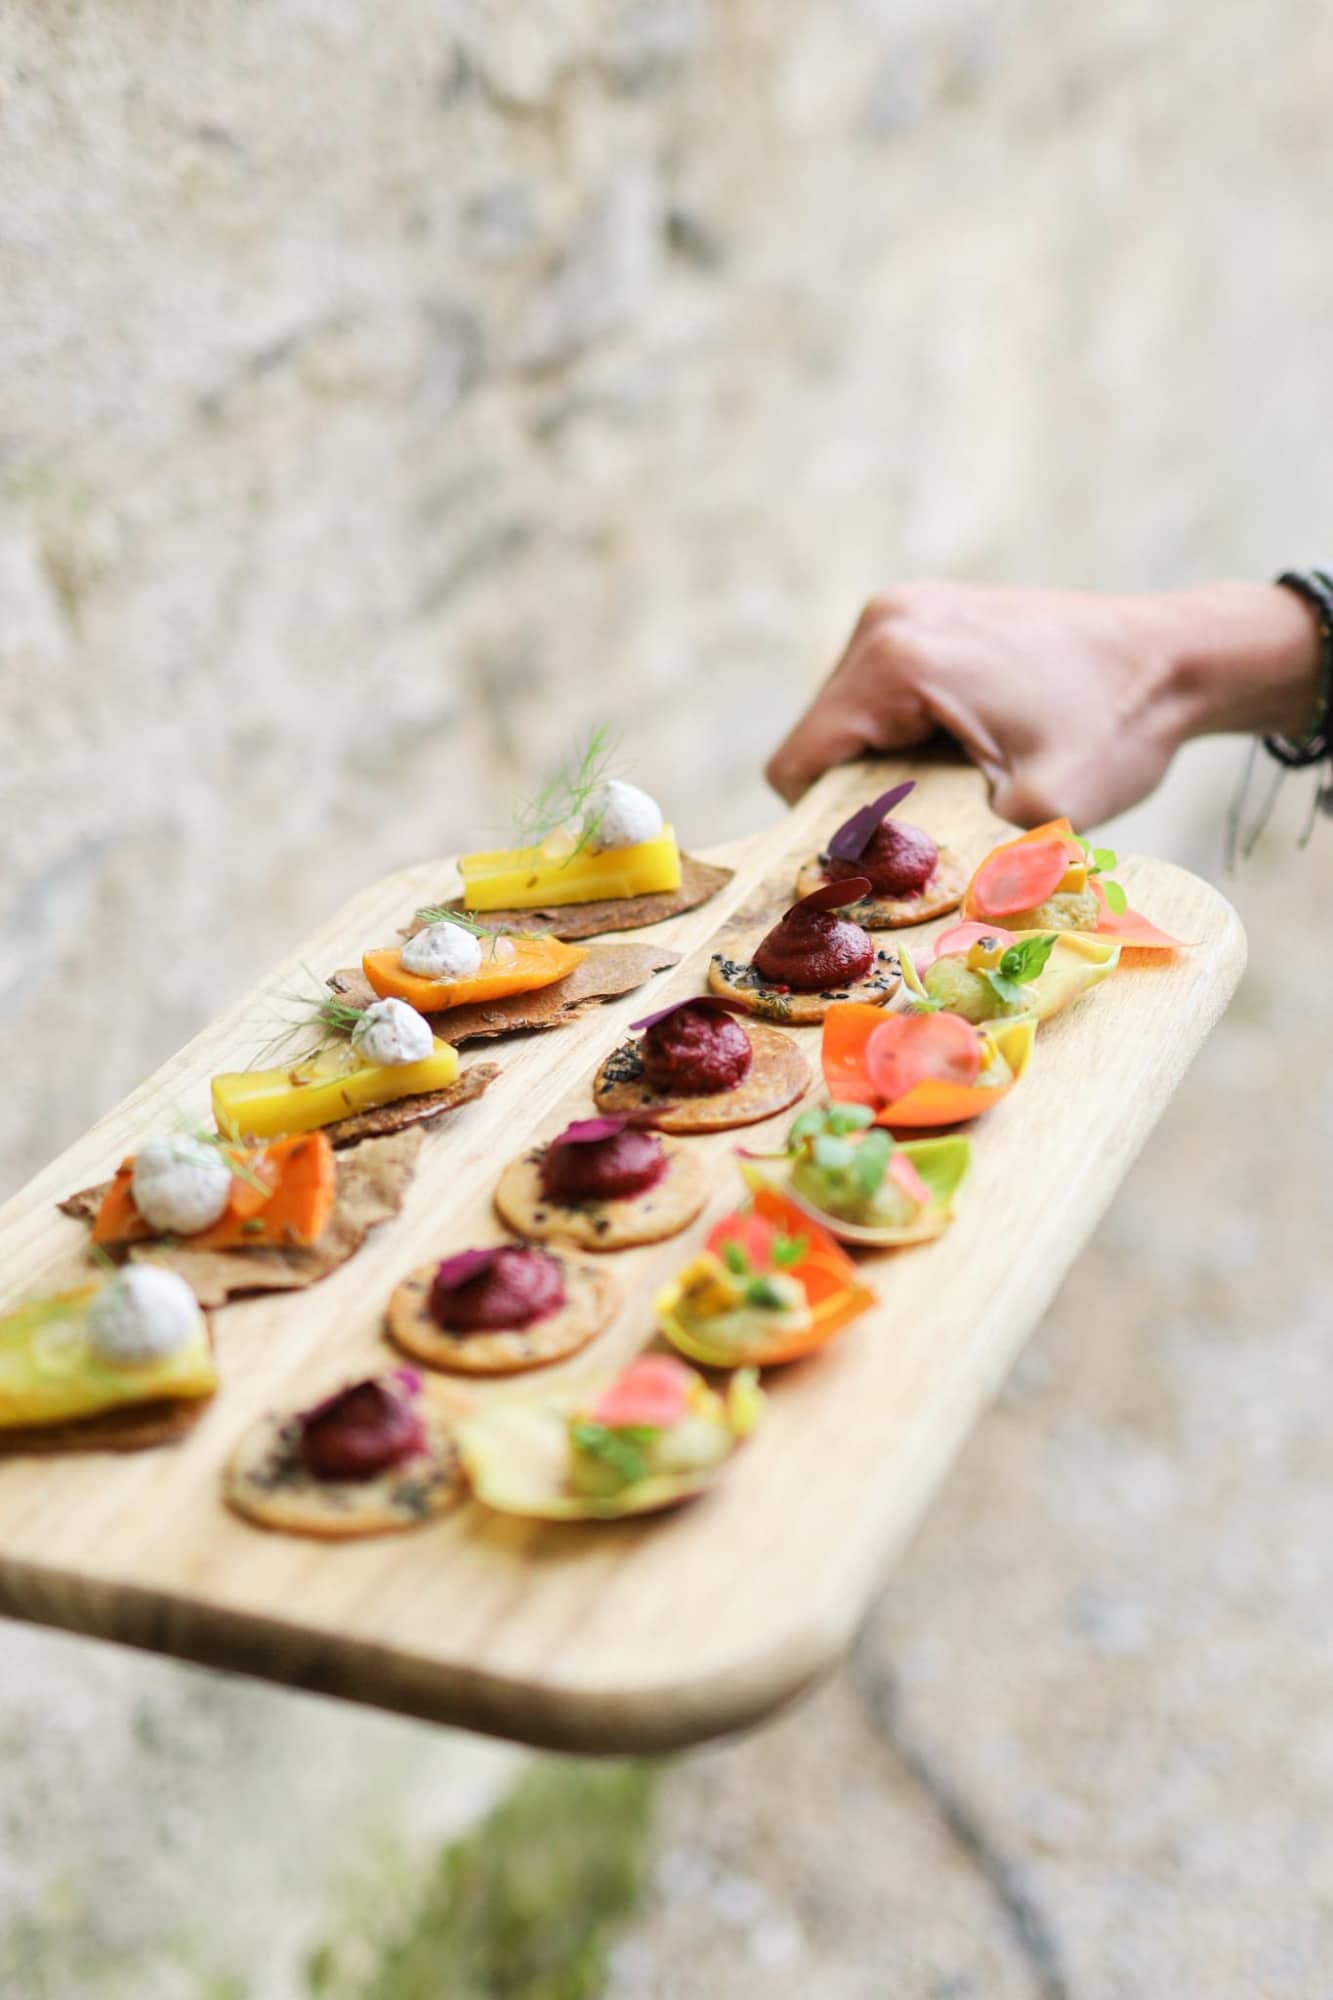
[765,664,935,805]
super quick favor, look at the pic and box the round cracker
[386,1250,620,1375]
[706,940,899,1024]
[494,1141,707,1251]
[793,848,968,928]
[591,1020,811,1133]
[224,1401,463,1539]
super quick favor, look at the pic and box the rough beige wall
[3,2,1333,1993]
[6,0,1333,1197]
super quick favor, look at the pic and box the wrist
[1153,581,1322,744]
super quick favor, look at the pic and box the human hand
[765,580,1320,828]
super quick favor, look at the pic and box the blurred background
[3,2,1331,1995]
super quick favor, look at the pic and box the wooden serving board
[0,760,1245,1752]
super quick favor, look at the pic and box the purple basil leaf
[298,1375,385,1426]
[629,994,739,1033]
[551,1115,629,1146]
[826,780,917,861]
[789,876,872,916]
[432,1247,501,1291]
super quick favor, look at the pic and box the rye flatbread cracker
[224,1399,463,1539]
[495,1141,707,1251]
[793,849,968,929]
[387,1250,620,1375]
[320,1062,498,1145]
[60,1129,424,1309]
[0,1392,213,1457]
[416,853,734,941]
[706,940,900,1024]
[329,944,680,1045]
[592,1020,811,1133]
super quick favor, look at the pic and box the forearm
[1149,581,1322,745]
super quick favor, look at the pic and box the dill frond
[511,725,619,858]
[411,906,544,953]
[248,972,367,1067]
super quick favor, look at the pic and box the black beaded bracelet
[1265,569,1333,769]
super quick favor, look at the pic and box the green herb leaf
[771,1232,807,1268]
[1102,878,1128,914]
[569,1420,656,1489]
[1091,846,1118,873]
[982,971,1030,1007]
[744,1276,788,1310]
[826,1102,874,1135]
[721,1240,750,1277]
[851,1128,893,1198]
[998,933,1058,984]
[788,1108,828,1146]
[812,1134,856,1171]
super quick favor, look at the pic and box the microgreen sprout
[787,1103,897,1211]
[718,1229,808,1304]
[1075,837,1129,914]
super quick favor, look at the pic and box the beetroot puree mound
[825,817,938,896]
[639,1002,752,1096]
[431,1245,566,1331]
[540,1118,668,1203]
[299,1374,426,1481]
[753,880,875,991]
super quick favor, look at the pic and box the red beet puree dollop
[825,818,938,895]
[540,1118,668,1202]
[753,884,875,991]
[299,1374,425,1481]
[641,1004,752,1096]
[431,1245,566,1331]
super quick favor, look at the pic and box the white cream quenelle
[583,779,664,853]
[400,919,484,980]
[131,1134,233,1236]
[352,997,435,1067]
[87,1267,206,1365]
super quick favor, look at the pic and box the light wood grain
[0,760,1245,1751]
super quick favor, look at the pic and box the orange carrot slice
[362,937,587,1014]
[694,1188,874,1362]
[91,1133,336,1250]
[864,1012,982,1101]
[821,1002,1033,1128]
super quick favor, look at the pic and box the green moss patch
[310,1759,657,2000]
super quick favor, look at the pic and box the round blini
[224,1402,463,1539]
[793,848,968,929]
[592,1020,810,1133]
[495,1141,707,1251]
[706,941,899,1024]
[386,1251,620,1375]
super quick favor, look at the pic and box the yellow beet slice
[458,826,683,912]
[0,1290,216,1430]
[211,1038,460,1141]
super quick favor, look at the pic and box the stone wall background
[3,1,1332,1993]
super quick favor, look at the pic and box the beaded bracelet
[1265,569,1333,769]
